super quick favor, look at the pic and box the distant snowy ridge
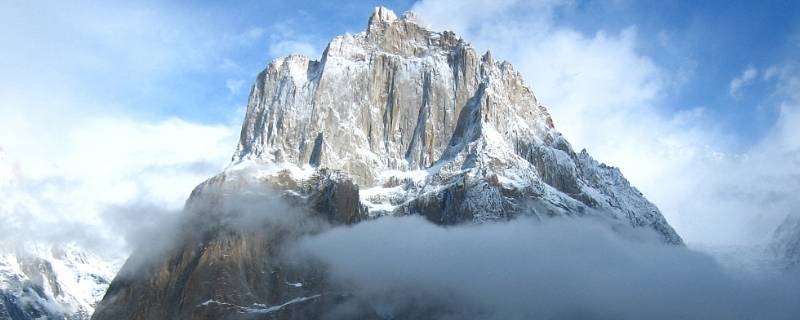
[0,243,120,319]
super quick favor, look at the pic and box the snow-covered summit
[229,7,682,244]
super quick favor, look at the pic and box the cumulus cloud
[266,23,321,59]
[730,66,759,98]
[293,216,800,319]
[0,116,237,254]
[0,1,252,255]
[411,0,800,246]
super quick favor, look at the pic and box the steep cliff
[231,7,680,243]
[92,7,683,320]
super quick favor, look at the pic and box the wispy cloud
[0,116,237,253]
[730,66,759,98]
[266,24,321,59]
[226,79,247,95]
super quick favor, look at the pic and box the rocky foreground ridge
[91,7,683,320]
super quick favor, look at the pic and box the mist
[291,215,800,320]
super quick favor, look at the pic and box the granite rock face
[92,6,684,320]
[91,167,373,320]
[232,7,681,244]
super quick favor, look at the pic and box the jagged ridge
[232,6,681,244]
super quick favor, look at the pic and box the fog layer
[293,216,800,320]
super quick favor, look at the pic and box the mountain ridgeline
[91,7,683,320]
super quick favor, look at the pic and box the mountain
[0,244,118,320]
[230,7,680,242]
[91,7,682,320]
[770,213,800,268]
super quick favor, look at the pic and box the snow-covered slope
[232,7,681,244]
[0,244,119,320]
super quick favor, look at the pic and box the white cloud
[0,115,237,253]
[730,66,759,98]
[226,79,247,94]
[0,2,249,253]
[269,39,319,58]
[264,22,321,59]
[412,0,800,245]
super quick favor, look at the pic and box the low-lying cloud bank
[293,216,800,320]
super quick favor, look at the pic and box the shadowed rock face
[771,213,800,268]
[91,169,375,320]
[92,6,684,320]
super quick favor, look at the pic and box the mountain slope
[771,213,800,268]
[92,7,683,320]
[0,244,118,320]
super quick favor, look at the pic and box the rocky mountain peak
[92,6,684,320]
[367,6,399,32]
[230,6,680,244]
[234,7,554,185]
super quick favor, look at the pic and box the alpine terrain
[0,244,118,320]
[91,7,682,320]
[0,148,120,320]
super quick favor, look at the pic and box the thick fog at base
[291,216,800,320]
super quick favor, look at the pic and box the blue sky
[557,1,799,143]
[1,0,800,248]
[147,0,800,147]
[4,0,796,137]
